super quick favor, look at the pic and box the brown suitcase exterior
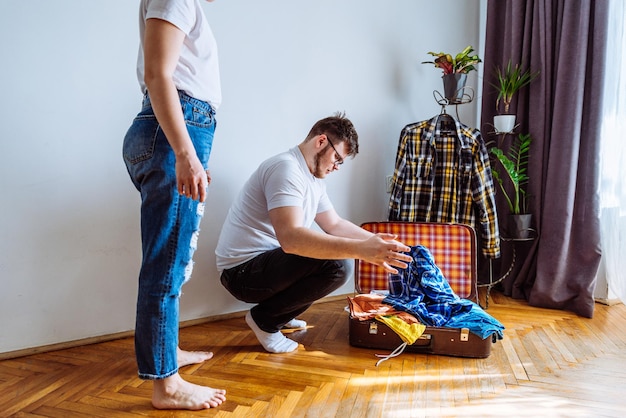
[349,319,494,358]
[349,222,495,358]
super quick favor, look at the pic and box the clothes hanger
[437,105,456,134]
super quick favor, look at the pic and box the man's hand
[361,233,412,274]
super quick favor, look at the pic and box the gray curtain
[480,0,609,318]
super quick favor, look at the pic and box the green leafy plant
[422,45,482,75]
[490,133,532,214]
[492,60,540,113]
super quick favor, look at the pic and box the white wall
[0,0,482,354]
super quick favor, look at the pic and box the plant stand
[478,233,536,308]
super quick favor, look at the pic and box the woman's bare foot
[152,373,226,410]
[177,346,214,368]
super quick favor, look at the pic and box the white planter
[494,115,516,133]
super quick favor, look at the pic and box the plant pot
[508,214,533,239]
[442,73,467,103]
[493,115,516,133]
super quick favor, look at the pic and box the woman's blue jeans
[220,248,349,333]
[122,91,216,380]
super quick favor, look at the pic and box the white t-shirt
[137,0,222,109]
[215,147,334,271]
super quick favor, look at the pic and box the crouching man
[215,113,412,353]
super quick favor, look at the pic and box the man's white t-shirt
[215,147,334,271]
[137,0,222,109]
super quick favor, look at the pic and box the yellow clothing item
[376,315,426,345]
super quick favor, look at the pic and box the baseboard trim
[0,294,350,361]
[594,297,623,306]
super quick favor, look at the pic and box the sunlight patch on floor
[349,372,507,386]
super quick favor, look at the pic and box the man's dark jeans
[220,248,349,333]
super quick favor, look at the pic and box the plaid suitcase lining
[356,222,475,299]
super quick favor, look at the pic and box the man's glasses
[326,138,345,168]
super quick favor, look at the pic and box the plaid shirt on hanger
[388,116,501,258]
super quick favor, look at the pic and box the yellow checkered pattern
[356,222,477,299]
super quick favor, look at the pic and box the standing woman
[123,0,226,410]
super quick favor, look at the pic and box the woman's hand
[176,152,208,202]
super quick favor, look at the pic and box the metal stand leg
[480,246,516,309]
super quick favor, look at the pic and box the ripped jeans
[123,91,216,380]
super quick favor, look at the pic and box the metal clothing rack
[433,86,474,122]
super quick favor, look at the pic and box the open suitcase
[349,222,496,358]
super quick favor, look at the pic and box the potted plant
[423,45,481,103]
[491,60,540,133]
[489,133,533,238]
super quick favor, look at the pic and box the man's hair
[305,111,359,157]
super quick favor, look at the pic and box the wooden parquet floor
[2,291,626,417]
